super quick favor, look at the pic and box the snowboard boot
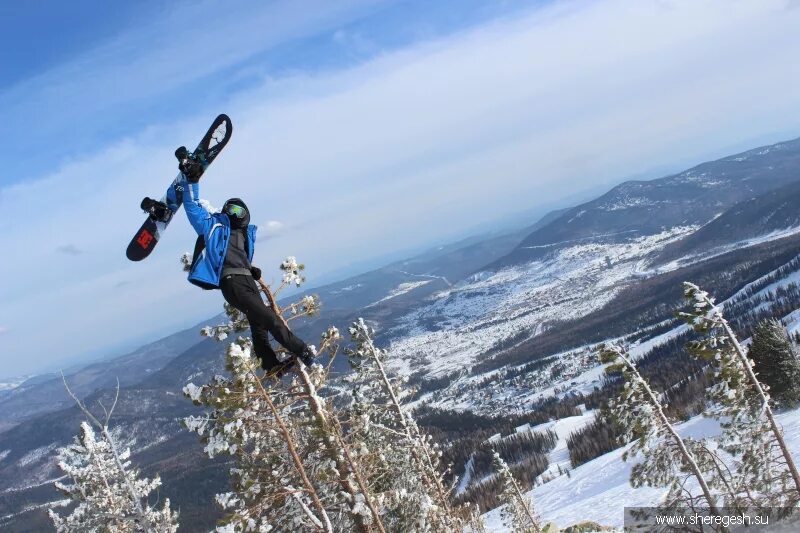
[175,146,204,183]
[141,197,170,222]
[263,360,293,380]
[296,347,317,368]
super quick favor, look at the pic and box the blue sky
[3,0,800,379]
[0,0,540,186]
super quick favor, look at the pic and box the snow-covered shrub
[50,415,177,532]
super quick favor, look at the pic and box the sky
[3,0,800,379]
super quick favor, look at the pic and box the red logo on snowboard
[137,229,154,249]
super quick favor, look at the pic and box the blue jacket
[182,180,257,289]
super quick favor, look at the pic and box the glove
[175,146,203,183]
[250,266,262,280]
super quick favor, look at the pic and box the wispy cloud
[0,0,388,184]
[257,221,286,241]
[3,0,800,377]
[56,244,83,256]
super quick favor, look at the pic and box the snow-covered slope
[481,408,800,531]
[386,226,696,379]
[0,375,33,392]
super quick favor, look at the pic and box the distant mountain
[495,138,800,267]
[653,179,800,266]
[299,210,564,313]
[0,319,216,429]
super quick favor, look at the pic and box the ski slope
[481,408,800,531]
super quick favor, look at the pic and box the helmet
[222,198,250,229]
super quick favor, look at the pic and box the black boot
[296,347,317,367]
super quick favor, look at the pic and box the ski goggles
[225,204,246,218]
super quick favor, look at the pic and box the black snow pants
[220,274,307,370]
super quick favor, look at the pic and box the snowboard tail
[126,114,232,261]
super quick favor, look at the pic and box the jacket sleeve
[183,181,213,236]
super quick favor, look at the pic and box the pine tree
[679,282,800,505]
[50,381,178,532]
[344,318,479,531]
[491,451,540,533]
[748,318,800,407]
[185,257,386,532]
[257,277,387,532]
[599,344,722,516]
[182,257,494,531]
[184,339,338,532]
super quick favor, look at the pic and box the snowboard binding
[141,197,171,222]
[175,146,205,183]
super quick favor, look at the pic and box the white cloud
[0,0,389,178]
[3,0,800,376]
[257,221,286,241]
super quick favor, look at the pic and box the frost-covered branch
[680,282,800,503]
[600,344,721,516]
[345,318,480,530]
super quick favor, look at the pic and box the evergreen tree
[50,382,178,533]
[679,282,800,505]
[599,344,722,516]
[184,258,386,532]
[748,318,800,407]
[491,451,540,533]
[345,318,480,531]
[184,339,338,532]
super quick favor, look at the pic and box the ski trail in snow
[456,455,475,496]
[394,269,452,287]
[0,498,70,525]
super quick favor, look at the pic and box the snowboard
[126,114,233,261]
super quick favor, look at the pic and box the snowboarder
[177,151,314,374]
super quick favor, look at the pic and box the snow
[601,197,658,211]
[17,443,58,467]
[365,280,433,307]
[0,375,33,392]
[183,383,204,402]
[0,498,70,528]
[524,410,596,483]
[456,456,476,495]
[386,227,695,380]
[481,409,800,531]
[653,225,800,274]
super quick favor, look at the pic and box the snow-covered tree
[748,318,800,407]
[599,344,721,516]
[258,276,387,532]
[184,338,338,532]
[679,282,800,504]
[50,381,178,532]
[491,451,540,533]
[184,258,387,532]
[344,318,478,531]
